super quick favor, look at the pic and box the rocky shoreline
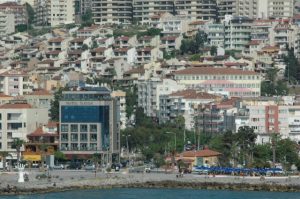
[1,180,300,196]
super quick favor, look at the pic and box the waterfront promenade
[0,169,300,194]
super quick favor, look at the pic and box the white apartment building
[138,78,185,117]
[0,12,14,37]
[0,102,48,159]
[207,23,225,47]
[111,90,127,129]
[224,16,253,50]
[48,0,75,26]
[34,0,75,26]
[173,67,261,98]
[0,70,33,96]
[92,0,132,25]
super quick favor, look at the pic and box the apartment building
[138,78,185,117]
[173,67,261,97]
[0,12,14,37]
[34,0,75,26]
[48,0,75,26]
[92,0,132,25]
[224,16,253,50]
[0,2,26,25]
[34,0,48,26]
[207,23,225,47]
[0,70,33,96]
[133,0,174,24]
[217,0,238,19]
[133,0,217,24]
[59,87,120,161]
[0,101,48,159]
[136,47,163,65]
[111,90,127,130]
[268,0,294,19]
[159,89,221,130]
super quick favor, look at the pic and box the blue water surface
[0,188,299,199]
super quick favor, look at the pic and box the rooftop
[173,67,258,75]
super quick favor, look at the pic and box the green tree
[25,3,35,25]
[82,44,89,51]
[235,126,257,166]
[54,151,66,163]
[81,9,93,27]
[284,48,300,84]
[0,151,11,170]
[125,85,137,119]
[91,153,101,170]
[210,46,217,56]
[12,138,25,166]
[261,68,288,96]
[50,87,66,121]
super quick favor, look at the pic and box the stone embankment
[1,170,300,195]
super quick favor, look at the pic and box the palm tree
[12,138,25,167]
[0,151,12,171]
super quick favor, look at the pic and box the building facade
[0,12,14,37]
[0,70,33,97]
[59,87,120,162]
[173,67,261,97]
[92,0,132,25]
[0,101,48,159]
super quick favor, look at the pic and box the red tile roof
[169,89,219,99]
[161,36,177,41]
[174,67,257,75]
[177,149,221,158]
[114,48,129,53]
[91,47,107,53]
[70,38,85,43]
[46,50,61,55]
[48,37,64,43]
[124,67,145,74]
[0,70,27,77]
[115,36,129,41]
[0,103,32,109]
[27,89,51,96]
[0,93,12,98]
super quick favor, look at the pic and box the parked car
[52,164,64,169]
[85,165,95,171]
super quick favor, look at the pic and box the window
[61,133,68,141]
[80,124,88,132]
[80,134,87,141]
[90,143,97,150]
[80,143,87,150]
[70,124,78,132]
[90,125,97,132]
[61,124,68,132]
[71,133,78,142]
[90,134,97,142]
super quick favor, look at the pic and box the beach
[1,169,300,195]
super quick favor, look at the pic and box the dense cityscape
[1,1,300,196]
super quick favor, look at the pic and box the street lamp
[166,132,176,151]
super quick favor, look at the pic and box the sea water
[0,188,299,199]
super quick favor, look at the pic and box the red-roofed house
[69,37,92,50]
[137,35,160,47]
[136,47,163,64]
[114,47,137,64]
[166,147,221,170]
[114,35,138,48]
[160,35,182,51]
[48,37,69,51]
[23,122,59,162]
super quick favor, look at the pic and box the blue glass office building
[59,87,120,161]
